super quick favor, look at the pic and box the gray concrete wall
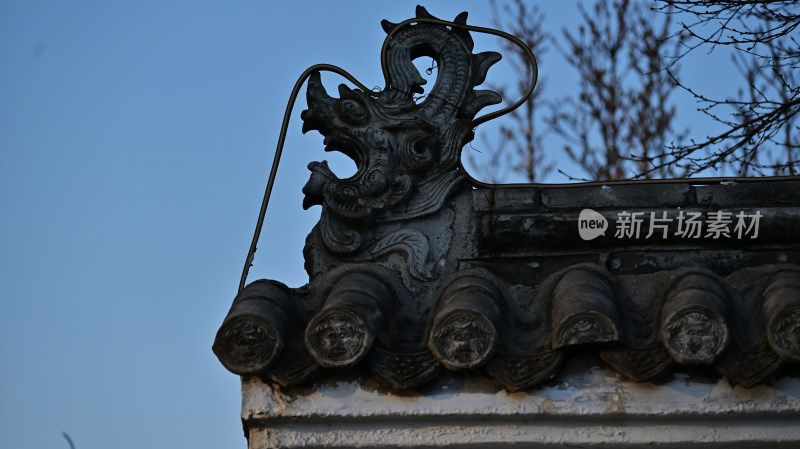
[242,357,800,448]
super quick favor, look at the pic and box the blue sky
[1,1,745,448]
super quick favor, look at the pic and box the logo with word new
[578,209,608,240]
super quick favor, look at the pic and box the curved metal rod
[238,64,378,293]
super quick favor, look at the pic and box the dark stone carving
[429,273,503,370]
[715,346,783,388]
[214,6,800,392]
[662,310,728,364]
[305,271,393,368]
[213,280,293,375]
[430,314,495,369]
[264,341,320,388]
[771,309,800,361]
[599,347,675,382]
[550,267,621,348]
[216,320,278,373]
[660,273,730,365]
[367,347,440,390]
[300,5,500,291]
[305,310,370,366]
[487,350,565,392]
[764,270,800,363]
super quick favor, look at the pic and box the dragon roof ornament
[214,6,800,392]
[299,5,506,274]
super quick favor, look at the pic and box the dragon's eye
[340,99,367,124]
[401,134,435,173]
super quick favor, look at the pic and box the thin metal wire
[238,64,379,292]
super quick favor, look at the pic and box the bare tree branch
[549,0,688,180]
[655,0,800,176]
[467,0,552,182]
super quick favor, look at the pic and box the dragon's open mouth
[322,136,367,183]
[303,136,371,222]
